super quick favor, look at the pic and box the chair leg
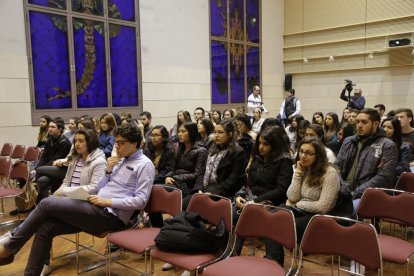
[107,240,111,276]
[76,232,80,275]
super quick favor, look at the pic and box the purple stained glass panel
[246,0,259,43]
[211,41,229,104]
[210,0,227,37]
[73,18,108,108]
[110,24,138,107]
[247,46,260,92]
[230,43,245,103]
[72,0,104,16]
[30,11,72,109]
[108,0,135,22]
[229,0,244,41]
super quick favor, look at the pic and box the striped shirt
[70,159,85,187]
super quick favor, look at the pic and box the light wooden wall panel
[367,0,414,22]
[303,0,366,31]
[303,40,365,58]
[303,25,365,45]
[284,0,303,34]
[366,17,414,37]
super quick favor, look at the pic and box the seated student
[235,126,293,264]
[197,119,245,199]
[251,107,265,134]
[143,125,175,184]
[197,118,215,149]
[54,129,107,196]
[165,122,207,197]
[36,115,51,148]
[63,117,80,144]
[0,123,155,275]
[323,112,340,145]
[305,123,336,164]
[276,138,340,266]
[381,117,411,177]
[326,123,354,156]
[99,113,117,158]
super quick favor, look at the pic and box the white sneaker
[0,231,12,246]
[350,260,365,275]
[40,264,52,276]
[181,270,191,276]
[162,262,175,271]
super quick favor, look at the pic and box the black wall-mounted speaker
[284,74,292,91]
[389,38,411,47]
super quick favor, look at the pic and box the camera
[344,79,356,92]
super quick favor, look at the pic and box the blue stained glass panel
[211,41,229,104]
[30,11,72,109]
[29,0,67,10]
[247,46,260,92]
[246,0,259,43]
[229,0,244,41]
[230,43,245,103]
[108,0,135,22]
[110,24,138,107]
[73,18,108,108]
[210,0,226,37]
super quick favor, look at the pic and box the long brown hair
[295,138,329,186]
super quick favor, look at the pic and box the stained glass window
[25,0,141,123]
[210,0,261,106]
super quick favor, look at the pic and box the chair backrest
[144,185,182,217]
[24,146,41,162]
[236,204,296,251]
[0,143,13,157]
[300,215,382,271]
[9,161,30,185]
[0,157,12,185]
[187,193,232,233]
[11,145,26,159]
[395,172,414,193]
[358,187,414,227]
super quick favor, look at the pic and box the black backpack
[284,96,297,117]
[154,211,227,253]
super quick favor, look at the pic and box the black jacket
[203,146,246,198]
[167,145,208,192]
[37,135,72,168]
[248,155,293,205]
[144,145,175,184]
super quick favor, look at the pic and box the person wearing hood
[334,108,398,212]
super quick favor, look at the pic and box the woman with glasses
[234,126,293,265]
[275,138,340,267]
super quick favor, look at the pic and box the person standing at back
[247,85,267,120]
[279,88,300,126]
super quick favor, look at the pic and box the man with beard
[334,108,398,212]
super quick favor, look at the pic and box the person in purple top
[0,123,155,275]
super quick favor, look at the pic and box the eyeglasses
[299,149,316,157]
[114,139,129,146]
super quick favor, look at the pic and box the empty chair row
[0,143,42,162]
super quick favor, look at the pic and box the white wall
[0,0,36,147]
[0,0,286,147]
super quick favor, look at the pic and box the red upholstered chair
[297,214,383,275]
[150,193,233,276]
[106,185,182,275]
[11,145,26,160]
[358,188,414,274]
[0,143,13,157]
[24,146,41,162]
[202,204,297,276]
[0,157,15,216]
[395,172,414,193]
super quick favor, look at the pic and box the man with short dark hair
[0,123,155,274]
[278,88,300,126]
[335,108,398,211]
[395,108,414,170]
[139,111,153,143]
[347,109,359,133]
[374,104,386,123]
[193,107,205,122]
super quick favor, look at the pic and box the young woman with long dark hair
[235,126,294,264]
[99,113,117,158]
[323,112,341,144]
